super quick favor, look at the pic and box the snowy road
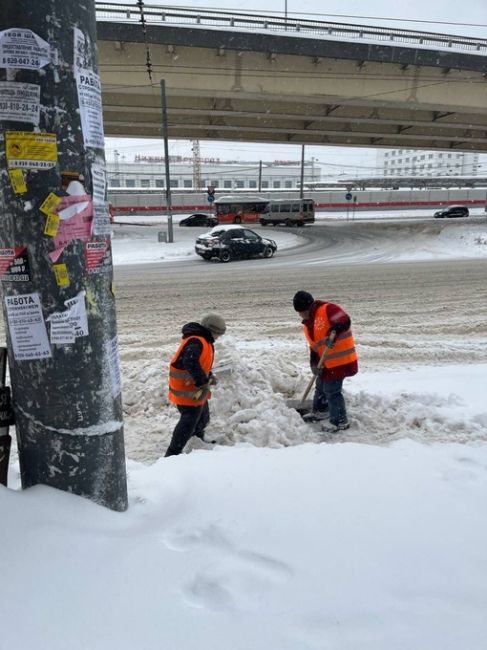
[113,217,487,460]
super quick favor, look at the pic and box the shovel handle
[299,331,337,405]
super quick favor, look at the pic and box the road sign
[345,192,353,201]
[207,185,215,194]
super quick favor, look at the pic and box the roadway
[113,217,487,377]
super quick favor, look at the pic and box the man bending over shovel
[293,291,358,432]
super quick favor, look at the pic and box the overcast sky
[104,0,487,177]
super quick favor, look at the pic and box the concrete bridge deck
[96,5,487,151]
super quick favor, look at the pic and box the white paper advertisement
[4,292,51,361]
[0,81,40,125]
[106,336,121,397]
[0,28,50,70]
[76,67,104,149]
[47,311,76,345]
[47,291,89,345]
[93,202,112,236]
[91,163,106,205]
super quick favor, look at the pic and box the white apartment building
[107,155,321,190]
[376,149,480,177]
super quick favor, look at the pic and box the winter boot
[302,410,328,423]
[321,421,350,433]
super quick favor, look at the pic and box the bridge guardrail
[95,2,487,55]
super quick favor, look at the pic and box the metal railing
[95,2,487,54]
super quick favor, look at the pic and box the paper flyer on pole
[4,292,51,361]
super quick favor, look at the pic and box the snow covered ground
[1,210,487,650]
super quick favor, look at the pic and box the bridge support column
[0,0,128,510]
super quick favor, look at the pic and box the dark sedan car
[434,205,469,219]
[179,213,218,227]
[195,226,277,262]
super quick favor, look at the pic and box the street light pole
[160,79,174,243]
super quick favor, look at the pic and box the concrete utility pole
[160,79,174,243]
[300,144,305,198]
[0,0,128,510]
[191,139,201,191]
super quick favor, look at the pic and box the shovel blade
[286,399,313,416]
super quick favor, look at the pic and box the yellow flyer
[5,131,57,170]
[53,263,69,287]
[40,192,61,216]
[8,168,27,193]
[44,213,60,237]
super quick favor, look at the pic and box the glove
[310,365,321,377]
[324,330,337,349]
[194,383,210,400]
[209,374,217,386]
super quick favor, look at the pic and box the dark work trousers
[165,401,210,457]
[313,377,347,425]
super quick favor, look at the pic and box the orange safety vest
[303,303,358,369]
[168,336,214,406]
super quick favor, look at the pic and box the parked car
[434,206,469,219]
[195,225,277,262]
[179,213,218,227]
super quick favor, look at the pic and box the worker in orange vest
[293,291,358,432]
[165,313,226,457]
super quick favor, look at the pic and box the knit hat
[201,313,227,336]
[293,290,314,312]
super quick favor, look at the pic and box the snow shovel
[286,331,337,415]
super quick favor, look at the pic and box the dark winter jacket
[303,300,358,381]
[172,322,215,388]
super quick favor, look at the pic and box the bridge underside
[98,23,487,151]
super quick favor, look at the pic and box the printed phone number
[0,101,38,112]
[1,56,41,67]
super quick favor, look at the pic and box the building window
[126,179,136,187]
[210,181,219,187]
[262,181,269,188]
[223,180,232,189]
[155,179,164,188]
[273,181,281,188]
[109,179,121,187]
[385,152,389,157]
[235,180,244,188]
[170,179,179,188]
[249,180,257,188]
[285,180,293,188]
[140,179,150,188]
[183,180,192,188]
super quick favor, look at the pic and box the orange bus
[214,195,269,224]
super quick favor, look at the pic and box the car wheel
[296,221,304,227]
[220,250,231,263]
[234,216,241,224]
[260,219,268,226]
[263,246,274,258]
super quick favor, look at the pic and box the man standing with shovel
[166,313,226,456]
[293,291,358,432]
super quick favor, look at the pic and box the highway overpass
[96,4,487,151]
